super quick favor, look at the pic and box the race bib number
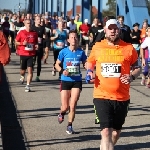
[66,61,80,76]
[25,44,34,51]
[45,27,50,32]
[56,42,64,48]
[16,26,21,31]
[101,63,121,78]
[38,37,42,44]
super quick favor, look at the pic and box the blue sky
[0,0,108,12]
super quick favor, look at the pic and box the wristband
[59,68,64,74]
[87,69,93,73]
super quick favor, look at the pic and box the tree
[0,9,13,14]
[102,0,116,18]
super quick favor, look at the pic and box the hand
[85,69,94,83]
[55,32,58,38]
[142,58,146,67]
[22,40,27,46]
[132,36,137,38]
[120,74,131,84]
[63,69,69,76]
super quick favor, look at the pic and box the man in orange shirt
[86,19,141,150]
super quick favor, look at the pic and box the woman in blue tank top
[51,21,68,78]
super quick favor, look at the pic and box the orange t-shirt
[87,39,138,101]
[140,28,146,39]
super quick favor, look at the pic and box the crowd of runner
[0,11,149,150]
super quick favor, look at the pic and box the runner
[15,19,38,92]
[130,23,141,56]
[51,21,67,79]
[79,19,91,56]
[140,27,150,88]
[2,17,10,39]
[43,17,52,64]
[85,19,141,149]
[32,16,45,82]
[55,30,87,134]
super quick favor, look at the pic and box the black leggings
[53,49,61,67]
[9,31,15,49]
[34,50,43,76]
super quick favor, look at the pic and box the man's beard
[106,34,120,43]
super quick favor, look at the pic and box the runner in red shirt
[15,19,38,92]
[79,19,91,56]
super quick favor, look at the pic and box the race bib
[66,61,80,76]
[25,43,34,51]
[83,36,89,40]
[132,44,140,51]
[45,27,50,32]
[56,42,64,48]
[16,26,21,31]
[38,37,42,44]
[101,63,121,78]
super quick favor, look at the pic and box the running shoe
[66,126,75,134]
[20,76,24,84]
[25,85,30,92]
[35,76,40,82]
[141,78,146,85]
[52,70,56,76]
[145,84,150,88]
[58,114,64,124]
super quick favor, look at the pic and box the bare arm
[55,59,69,76]
[50,29,58,41]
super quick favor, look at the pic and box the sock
[61,112,66,116]
[27,84,29,86]
[21,75,24,78]
[68,122,72,126]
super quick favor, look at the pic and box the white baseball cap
[106,19,120,29]
[84,19,88,23]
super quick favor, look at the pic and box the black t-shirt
[44,22,51,38]
[120,25,132,43]
[14,22,23,32]
[31,25,45,46]
[131,29,141,44]
[89,25,103,41]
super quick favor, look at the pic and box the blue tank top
[54,29,67,50]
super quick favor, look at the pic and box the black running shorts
[43,38,50,48]
[60,81,82,91]
[20,56,34,70]
[93,98,129,130]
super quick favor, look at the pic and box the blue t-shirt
[54,29,67,50]
[58,47,87,81]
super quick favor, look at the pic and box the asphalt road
[0,51,150,150]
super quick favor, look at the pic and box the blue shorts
[143,58,150,76]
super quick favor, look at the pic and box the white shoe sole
[25,89,30,92]
[66,130,73,134]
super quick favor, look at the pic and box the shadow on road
[0,67,27,150]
